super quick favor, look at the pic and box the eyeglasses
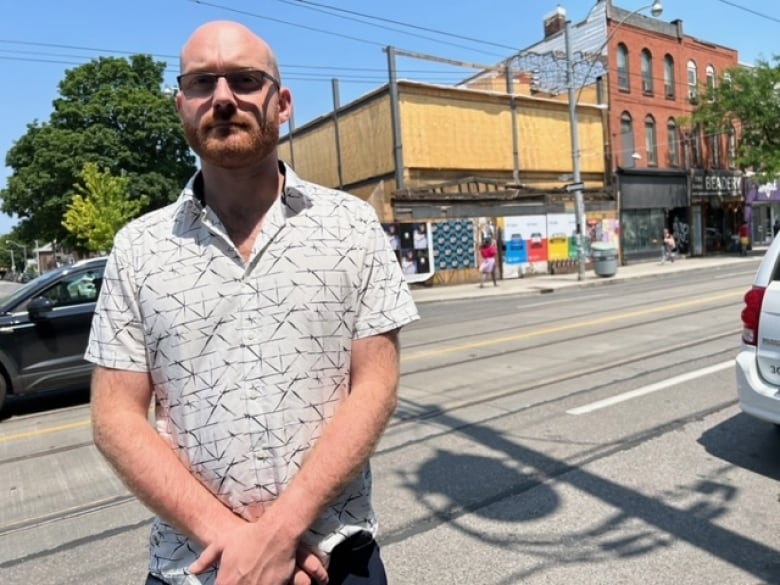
[176,69,280,98]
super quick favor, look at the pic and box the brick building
[502,0,740,261]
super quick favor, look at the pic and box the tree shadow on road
[384,408,780,584]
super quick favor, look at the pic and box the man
[87,20,419,585]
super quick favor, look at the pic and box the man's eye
[231,74,262,90]
[191,75,215,87]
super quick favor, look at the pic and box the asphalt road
[1,262,779,584]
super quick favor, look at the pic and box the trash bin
[591,242,618,277]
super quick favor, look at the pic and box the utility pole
[565,20,587,281]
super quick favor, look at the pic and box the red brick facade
[606,20,738,172]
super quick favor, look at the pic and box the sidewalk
[409,253,762,304]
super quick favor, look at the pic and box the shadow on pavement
[698,412,780,481]
[0,386,90,421]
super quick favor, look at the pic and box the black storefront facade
[689,169,744,255]
[617,168,689,263]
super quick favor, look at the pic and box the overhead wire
[276,0,515,54]
[713,0,780,24]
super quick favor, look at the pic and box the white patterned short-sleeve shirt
[85,163,419,584]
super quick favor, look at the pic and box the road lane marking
[566,360,735,415]
[403,291,741,362]
[0,419,91,443]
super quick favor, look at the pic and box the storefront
[617,169,688,262]
[690,169,744,255]
[745,180,780,247]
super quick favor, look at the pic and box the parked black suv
[0,257,107,411]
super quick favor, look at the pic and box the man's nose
[212,76,236,103]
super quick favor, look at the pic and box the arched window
[645,115,658,165]
[667,119,680,167]
[641,49,653,94]
[663,55,675,99]
[617,44,630,91]
[687,60,698,101]
[706,65,716,101]
[620,112,635,167]
[728,124,737,167]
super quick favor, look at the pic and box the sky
[1,0,779,236]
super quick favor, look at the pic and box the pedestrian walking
[661,228,676,264]
[87,20,419,585]
[479,236,498,287]
[739,221,749,256]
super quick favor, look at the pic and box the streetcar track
[0,439,94,467]
[389,330,738,432]
[0,493,139,537]
[402,291,741,353]
[406,278,747,334]
[401,301,738,374]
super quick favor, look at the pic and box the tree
[62,162,144,253]
[693,57,780,183]
[1,55,196,244]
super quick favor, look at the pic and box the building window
[706,65,716,101]
[691,124,702,167]
[663,55,675,99]
[667,119,679,167]
[687,60,698,102]
[728,124,737,166]
[641,49,653,94]
[620,112,635,167]
[709,131,721,167]
[645,115,658,166]
[617,44,630,91]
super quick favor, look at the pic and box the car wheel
[0,374,6,412]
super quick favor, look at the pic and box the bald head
[180,20,280,81]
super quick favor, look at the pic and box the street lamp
[566,1,663,280]
[4,249,15,274]
[7,240,27,273]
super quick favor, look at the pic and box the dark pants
[144,536,387,585]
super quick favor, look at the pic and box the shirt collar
[176,160,313,220]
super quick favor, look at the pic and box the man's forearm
[267,331,400,538]
[92,370,240,545]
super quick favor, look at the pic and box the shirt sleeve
[84,230,149,371]
[353,210,420,339]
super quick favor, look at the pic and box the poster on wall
[546,213,577,261]
[501,215,548,277]
[382,221,435,284]
[585,211,619,250]
[431,220,476,271]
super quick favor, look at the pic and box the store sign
[691,170,742,197]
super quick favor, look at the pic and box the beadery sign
[690,170,743,198]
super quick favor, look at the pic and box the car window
[39,266,105,309]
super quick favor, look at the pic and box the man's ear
[278,87,293,125]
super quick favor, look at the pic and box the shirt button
[246,331,257,342]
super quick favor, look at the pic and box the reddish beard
[183,110,280,169]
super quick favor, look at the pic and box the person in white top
[87,20,418,585]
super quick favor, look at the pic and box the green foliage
[2,55,196,243]
[693,57,780,183]
[62,162,145,253]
